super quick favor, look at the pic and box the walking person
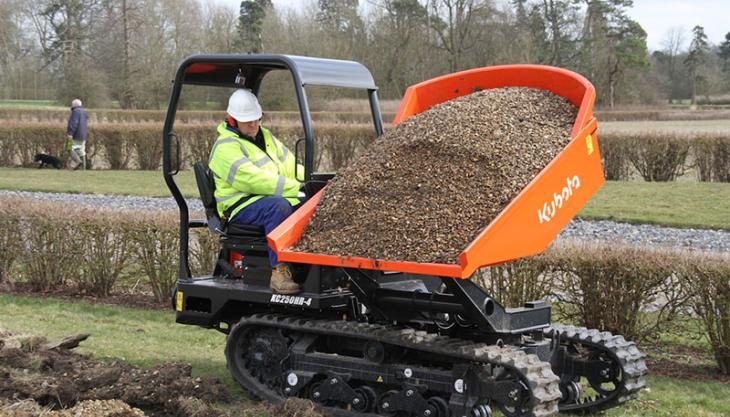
[66,98,88,170]
[208,89,304,294]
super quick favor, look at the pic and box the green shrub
[596,109,730,121]
[76,219,133,297]
[7,122,730,183]
[598,135,631,180]
[0,108,396,125]
[130,212,181,303]
[19,211,83,292]
[476,254,557,308]
[684,252,730,374]
[0,122,376,170]
[596,110,660,121]
[693,137,730,182]
[0,202,20,283]
[624,133,690,181]
[5,197,730,372]
[190,228,220,278]
[549,241,690,343]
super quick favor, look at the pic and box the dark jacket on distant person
[66,106,88,141]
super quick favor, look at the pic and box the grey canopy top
[179,54,377,91]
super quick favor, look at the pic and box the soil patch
[0,330,329,417]
[0,399,146,417]
[644,343,730,382]
[0,330,229,417]
[3,282,167,310]
[294,87,577,263]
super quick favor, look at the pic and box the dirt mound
[0,331,229,417]
[295,87,577,264]
[0,399,146,417]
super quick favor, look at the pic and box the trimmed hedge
[2,122,730,182]
[0,198,730,373]
[0,198,192,301]
[0,122,377,171]
[599,131,730,182]
[610,132,690,181]
[480,240,729,373]
[479,241,691,343]
[685,252,730,374]
[595,109,730,121]
[2,197,730,373]
[5,107,730,123]
[0,108,397,125]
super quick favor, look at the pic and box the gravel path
[0,190,204,212]
[2,190,729,253]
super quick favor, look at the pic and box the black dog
[34,153,63,169]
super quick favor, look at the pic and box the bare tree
[685,25,709,105]
[660,26,686,101]
[427,0,492,72]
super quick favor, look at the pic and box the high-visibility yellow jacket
[209,122,302,220]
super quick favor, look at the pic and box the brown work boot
[270,264,301,294]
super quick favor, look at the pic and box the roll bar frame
[163,54,383,280]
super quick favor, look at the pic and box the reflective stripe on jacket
[209,122,302,220]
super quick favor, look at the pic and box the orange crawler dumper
[269,64,603,278]
[167,56,646,417]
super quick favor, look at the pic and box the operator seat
[193,161,267,246]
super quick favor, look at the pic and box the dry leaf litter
[294,87,577,263]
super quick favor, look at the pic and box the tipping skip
[537,175,581,224]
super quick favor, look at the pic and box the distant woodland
[1,0,729,109]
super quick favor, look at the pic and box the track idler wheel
[427,396,450,417]
[308,375,363,410]
[377,390,399,416]
[377,387,432,416]
[227,327,289,390]
[309,381,327,405]
[352,386,376,412]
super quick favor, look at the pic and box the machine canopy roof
[181,54,377,90]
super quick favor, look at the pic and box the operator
[209,89,303,295]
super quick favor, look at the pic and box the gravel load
[293,87,578,263]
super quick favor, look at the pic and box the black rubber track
[225,314,562,417]
[544,324,648,414]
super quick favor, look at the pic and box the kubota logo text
[537,175,581,224]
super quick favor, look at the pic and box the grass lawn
[580,181,730,230]
[1,168,730,230]
[0,167,198,198]
[0,99,66,110]
[0,294,728,416]
[0,294,245,396]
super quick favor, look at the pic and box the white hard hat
[227,89,262,122]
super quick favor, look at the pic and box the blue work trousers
[230,196,300,266]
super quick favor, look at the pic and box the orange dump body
[269,65,603,278]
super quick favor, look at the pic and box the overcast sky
[211,0,729,51]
